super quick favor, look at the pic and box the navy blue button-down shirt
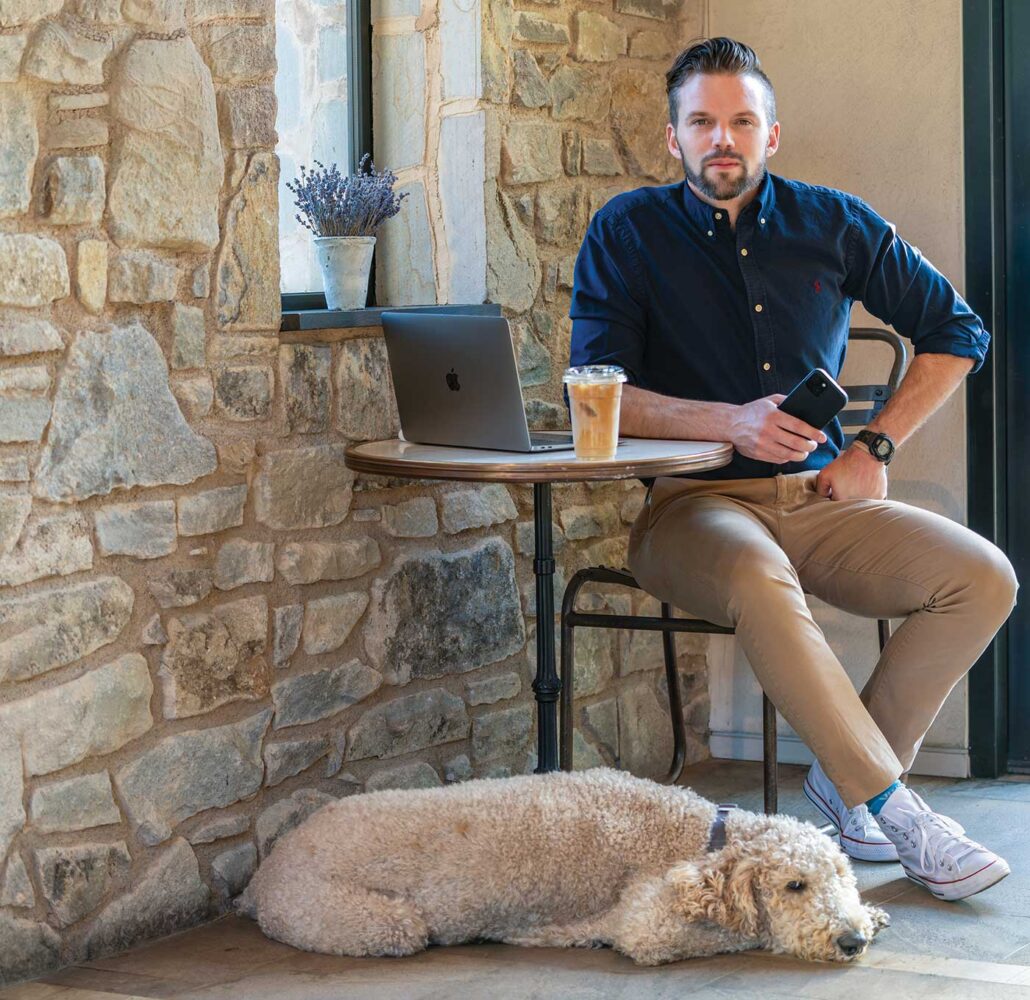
[569,170,990,480]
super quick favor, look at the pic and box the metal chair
[559,328,908,814]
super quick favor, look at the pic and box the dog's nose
[836,930,867,956]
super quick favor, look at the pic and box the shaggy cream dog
[239,768,889,966]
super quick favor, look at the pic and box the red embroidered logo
[813,279,823,293]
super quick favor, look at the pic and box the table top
[343,437,734,483]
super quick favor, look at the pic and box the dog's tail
[234,879,258,920]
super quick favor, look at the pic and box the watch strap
[855,429,895,464]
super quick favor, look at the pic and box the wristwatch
[854,429,895,465]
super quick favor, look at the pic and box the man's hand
[816,445,888,501]
[728,393,827,464]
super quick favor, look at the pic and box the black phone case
[777,368,848,431]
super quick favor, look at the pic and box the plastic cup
[563,365,627,461]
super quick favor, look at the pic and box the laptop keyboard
[529,432,574,446]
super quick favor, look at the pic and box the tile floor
[4,759,1030,1000]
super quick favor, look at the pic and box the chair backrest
[839,327,907,446]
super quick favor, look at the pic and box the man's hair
[666,37,776,128]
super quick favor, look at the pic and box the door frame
[963,0,1010,776]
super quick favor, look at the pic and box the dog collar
[707,803,736,852]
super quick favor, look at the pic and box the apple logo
[446,368,460,391]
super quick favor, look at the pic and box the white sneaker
[874,784,1010,901]
[803,760,899,862]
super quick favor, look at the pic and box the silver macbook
[380,312,575,452]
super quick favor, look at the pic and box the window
[276,1,372,308]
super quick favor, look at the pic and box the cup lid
[562,364,627,385]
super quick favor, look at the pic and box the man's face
[666,72,779,202]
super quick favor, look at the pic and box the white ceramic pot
[314,235,376,310]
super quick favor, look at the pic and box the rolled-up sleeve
[568,210,647,384]
[844,197,990,374]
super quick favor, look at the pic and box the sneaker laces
[880,792,979,873]
[844,803,880,838]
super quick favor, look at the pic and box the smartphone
[777,368,848,433]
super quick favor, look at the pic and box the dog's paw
[864,904,890,935]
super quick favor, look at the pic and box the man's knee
[954,538,1018,620]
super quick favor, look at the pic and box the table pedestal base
[530,482,560,773]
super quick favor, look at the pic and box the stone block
[0,510,92,587]
[264,737,329,787]
[550,65,611,122]
[0,730,23,869]
[109,37,222,252]
[485,187,540,312]
[0,35,26,82]
[616,0,677,18]
[171,304,206,369]
[214,539,274,590]
[443,754,472,783]
[280,344,330,434]
[123,0,187,32]
[255,789,333,859]
[612,68,681,182]
[515,519,565,556]
[503,121,563,184]
[115,711,270,844]
[160,596,268,719]
[271,659,381,728]
[0,576,133,683]
[108,251,179,303]
[76,238,107,313]
[276,538,380,586]
[535,186,586,245]
[22,21,112,86]
[49,91,110,111]
[441,484,518,534]
[573,625,615,696]
[189,0,272,19]
[0,654,153,777]
[0,316,63,356]
[0,397,51,443]
[513,49,550,108]
[559,502,620,540]
[219,85,276,149]
[364,539,525,685]
[472,704,533,763]
[0,456,28,481]
[440,0,480,99]
[438,114,487,304]
[582,697,619,761]
[142,614,166,644]
[582,137,623,176]
[177,484,247,536]
[95,501,177,559]
[0,86,37,218]
[562,130,582,175]
[465,671,521,706]
[0,0,63,27]
[513,11,569,44]
[0,370,51,396]
[254,444,353,530]
[192,264,210,298]
[195,23,276,82]
[272,604,302,668]
[0,852,33,909]
[148,568,213,608]
[83,839,209,960]
[0,912,60,984]
[335,338,399,441]
[346,688,469,762]
[366,761,441,792]
[0,235,68,307]
[374,180,436,307]
[382,497,437,538]
[211,842,256,902]
[372,32,425,172]
[574,11,626,61]
[214,365,272,421]
[187,813,249,845]
[47,117,109,149]
[34,841,131,927]
[172,375,214,418]
[216,152,279,331]
[302,591,369,655]
[629,28,676,58]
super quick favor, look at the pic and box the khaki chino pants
[627,470,1019,808]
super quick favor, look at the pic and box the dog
[238,767,889,966]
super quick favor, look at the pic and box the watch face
[872,439,891,458]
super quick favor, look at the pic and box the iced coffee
[563,365,627,461]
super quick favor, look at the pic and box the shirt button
[762,362,771,371]
[714,212,723,220]
[760,217,766,225]
[707,230,713,237]
[754,303,763,313]
[740,248,748,256]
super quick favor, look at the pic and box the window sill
[279,302,502,333]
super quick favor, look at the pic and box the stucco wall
[704,0,971,777]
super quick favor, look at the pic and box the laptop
[380,312,576,453]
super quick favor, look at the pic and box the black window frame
[281,1,374,314]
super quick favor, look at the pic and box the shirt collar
[680,169,777,230]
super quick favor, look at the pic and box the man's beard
[683,152,765,201]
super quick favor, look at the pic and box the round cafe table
[343,437,734,773]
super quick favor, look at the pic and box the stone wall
[0,0,711,985]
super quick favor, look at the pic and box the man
[569,37,1018,900]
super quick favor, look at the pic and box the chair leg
[661,603,687,785]
[763,693,778,815]
[877,618,892,652]
[559,616,575,772]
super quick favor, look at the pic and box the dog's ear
[668,846,761,938]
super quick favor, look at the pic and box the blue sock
[865,780,902,815]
